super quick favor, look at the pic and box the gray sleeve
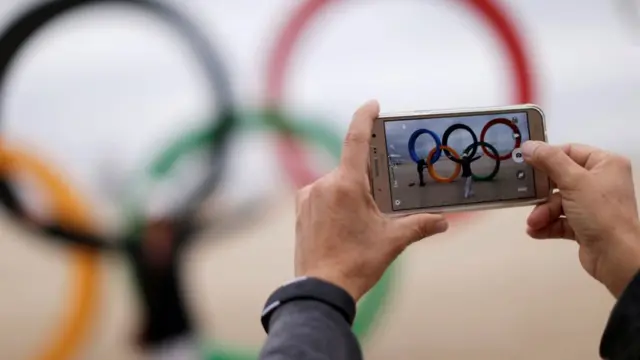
[259,300,363,360]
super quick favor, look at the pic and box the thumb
[390,213,448,247]
[521,141,584,189]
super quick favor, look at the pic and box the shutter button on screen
[512,148,524,163]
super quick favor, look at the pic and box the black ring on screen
[441,123,479,163]
[462,141,500,181]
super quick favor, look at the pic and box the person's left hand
[294,100,449,302]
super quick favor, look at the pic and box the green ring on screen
[124,109,398,360]
[463,141,501,181]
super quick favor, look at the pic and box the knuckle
[308,181,325,198]
[614,154,632,172]
[296,185,311,202]
[406,221,431,240]
[295,185,311,211]
[332,181,354,198]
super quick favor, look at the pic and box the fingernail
[434,219,449,233]
[521,141,541,158]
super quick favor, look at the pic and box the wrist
[598,225,640,298]
[299,270,360,302]
[261,276,356,333]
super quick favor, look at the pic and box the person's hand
[294,100,449,301]
[523,141,640,297]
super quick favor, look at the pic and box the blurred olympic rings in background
[619,0,640,41]
[0,0,237,250]
[264,0,537,223]
[0,0,537,359]
[0,142,100,360]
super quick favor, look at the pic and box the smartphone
[369,104,551,215]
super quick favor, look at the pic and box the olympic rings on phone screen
[123,110,397,360]
[426,146,462,183]
[0,143,100,360]
[462,141,501,181]
[405,118,512,182]
[479,118,521,160]
[441,123,479,162]
[265,0,537,216]
[408,129,443,164]
[0,0,237,249]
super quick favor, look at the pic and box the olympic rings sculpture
[407,118,521,182]
[619,0,640,41]
[0,142,100,360]
[0,0,237,250]
[266,0,537,219]
[123,110,397,360]
[0,0,537,359]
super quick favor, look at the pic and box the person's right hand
[523,141,640,298]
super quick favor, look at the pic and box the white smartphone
[369,104,551,215]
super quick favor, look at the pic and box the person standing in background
[416,158,427,186]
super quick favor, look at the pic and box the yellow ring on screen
[426,146,462,183]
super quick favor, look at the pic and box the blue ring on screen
[407,129,442,164]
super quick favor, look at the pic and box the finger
[295,184,311,213]
[526,218,576,240]
[521,141,586,189]
[340,100,380,176]
[560,143,607,169]
[527,192,563,230]
[391,213,448,247]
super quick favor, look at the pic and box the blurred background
[0,0,638,359]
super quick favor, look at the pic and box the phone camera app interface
[384,113,535,211]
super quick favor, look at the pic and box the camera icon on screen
[512,148,524,163]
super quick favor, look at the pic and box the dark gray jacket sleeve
[600,270,640,359]
[258,300,363,360]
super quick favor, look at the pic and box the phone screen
[383,112,535,211]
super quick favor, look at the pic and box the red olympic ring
[266,0,536,220]
[480,118,522,161]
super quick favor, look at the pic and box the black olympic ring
[441,123,479,161]
[0,0,237,250]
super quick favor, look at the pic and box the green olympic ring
[122,109,398,360]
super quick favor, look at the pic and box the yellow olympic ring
[426,145,462,183]
[0,142,100,360]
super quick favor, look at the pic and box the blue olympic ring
[407,129,442,164]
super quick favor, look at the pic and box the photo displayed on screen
[384,112,534,211]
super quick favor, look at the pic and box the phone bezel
[369,103,551,216]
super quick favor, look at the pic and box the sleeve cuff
[600,270,640,359]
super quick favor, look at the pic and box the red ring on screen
[479,117,522,161]
[265,0,536,220]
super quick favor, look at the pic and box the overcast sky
[0,0,638,217]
